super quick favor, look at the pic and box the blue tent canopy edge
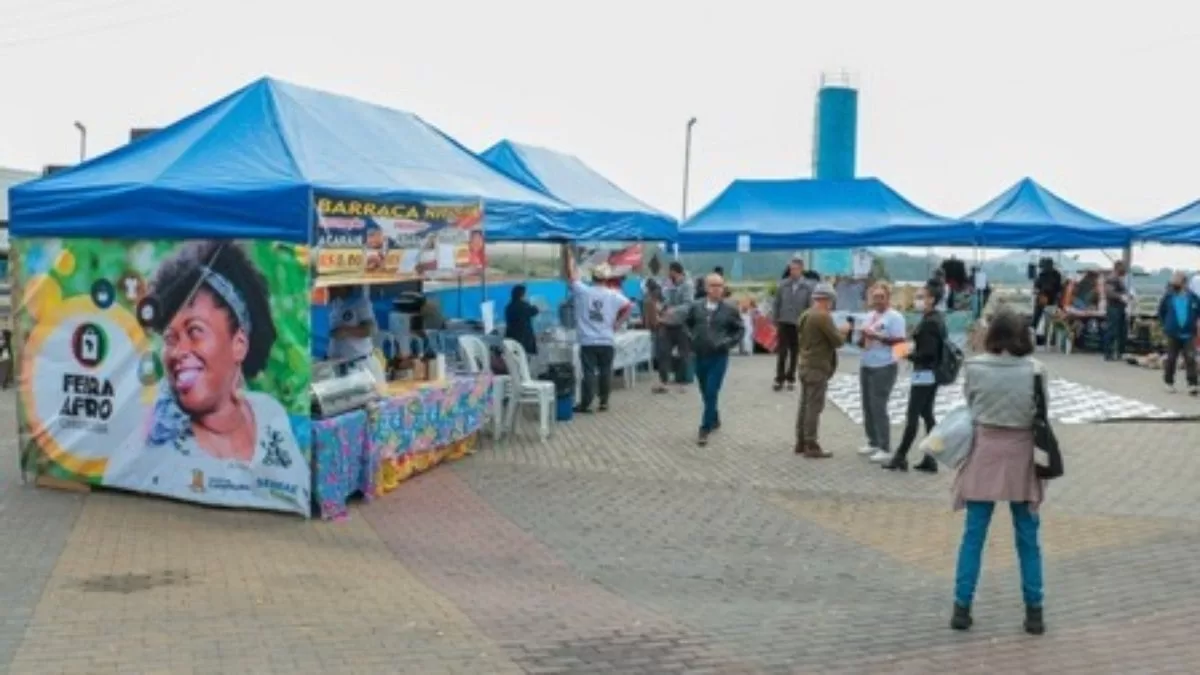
[963,177,1132,250]
[1135,200,1200,246]
[480,140,677,241]
[677,177,975,252]
[9,78,573,243]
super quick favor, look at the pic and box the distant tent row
[7,77,1199,250]
[9,78,676,245]
[677,176,1200,252]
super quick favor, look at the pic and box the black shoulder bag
[1033,372,1064,480]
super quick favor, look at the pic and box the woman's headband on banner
[200,266,252,337]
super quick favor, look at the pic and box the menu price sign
[313,196,484,280]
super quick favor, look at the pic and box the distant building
[0,166,37,229]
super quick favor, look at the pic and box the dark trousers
[775,322,799,384]
[797,372,829,447]
[579,345,615,409]
[657,325,690,384]
[893,383,938,461]
[694,353,729,431]
[1101,305,1127,359]
[1164,335,1198,387]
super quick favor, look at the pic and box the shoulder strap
[1033,371,1048,421]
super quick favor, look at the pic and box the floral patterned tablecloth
[311,374,493,520]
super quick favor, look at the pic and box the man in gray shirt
[772,257,814,391]
[653,261,693,393]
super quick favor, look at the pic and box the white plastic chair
[458,334,508,442]
[501,338,555,442]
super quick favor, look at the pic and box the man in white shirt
[856,283,908,462]
[569,260,632,413]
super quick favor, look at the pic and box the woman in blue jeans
[951,310,1047,635]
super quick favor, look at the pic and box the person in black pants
[772,258,814,391]
[883,281,945,473]
[1102,261,1130,361]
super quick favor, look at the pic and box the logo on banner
[71,322,108,368]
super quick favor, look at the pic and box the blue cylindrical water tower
[812,71,858,180]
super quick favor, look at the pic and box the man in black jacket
[683,273,745,446]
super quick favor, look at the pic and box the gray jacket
[773,277,814,325]
[963,353,1048,428]
[659,276,692,326]
[683,299,745,357]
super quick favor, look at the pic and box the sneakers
[858,445,881,457]
[868,450,892,463]
[1166,384,1178,394]
[1190,386,1200,397]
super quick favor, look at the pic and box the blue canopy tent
[964,178,1132,250]
[676,178,974,252]
[9,77,571,242]
[1134,200,1200,246]
[480,140,677,241]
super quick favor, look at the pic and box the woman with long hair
[950,310,1047,635]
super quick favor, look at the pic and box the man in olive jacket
[795,283,844,458]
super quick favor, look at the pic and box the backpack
[935,339,964,385]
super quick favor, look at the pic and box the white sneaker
[1166,384,1178,394]
[858,445,880,456]
[869,450,893,463]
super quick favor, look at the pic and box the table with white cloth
[571,329,653,400]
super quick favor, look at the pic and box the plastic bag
[919,405,974,468]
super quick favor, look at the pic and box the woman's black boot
[881,456,908,471]
[1024,605,1045,635]
[913,454,939,474]
[950,603,972,631]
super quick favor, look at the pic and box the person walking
[1158,271,1200,395]
[950,310,1047,636]
[682,273,745,447]
[857,283,908,463]
[1101,261,1131,361]
[794,283,842,458]
[653,262,693,394]
[882,281,945,473]
[772,257,814,392]
[569,259,632,413]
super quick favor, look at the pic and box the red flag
[607,244,643,270]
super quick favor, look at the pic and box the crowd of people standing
[637,256,1050,635]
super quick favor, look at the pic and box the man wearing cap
[794,282,843,458]
[569,258,632,413]
[772,257,814,392]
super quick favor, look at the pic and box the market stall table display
[311,373,493,520]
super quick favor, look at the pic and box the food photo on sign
[15,238,313,516]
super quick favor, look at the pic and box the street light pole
[677,116,697,260]
[73,121,87,162]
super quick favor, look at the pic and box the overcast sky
[2,0,1198,269]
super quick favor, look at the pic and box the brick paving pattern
[1,351,1198,673]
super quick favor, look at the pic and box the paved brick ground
[1,350,1198,674]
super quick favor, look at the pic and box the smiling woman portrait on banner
[102,240,310,511]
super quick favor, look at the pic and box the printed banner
[314,196,485,280]
[15,238,313,516]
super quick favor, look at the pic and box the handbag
[1033,372,1064,480]
[919,405,974,468]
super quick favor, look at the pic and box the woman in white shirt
[103,241,309,516]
